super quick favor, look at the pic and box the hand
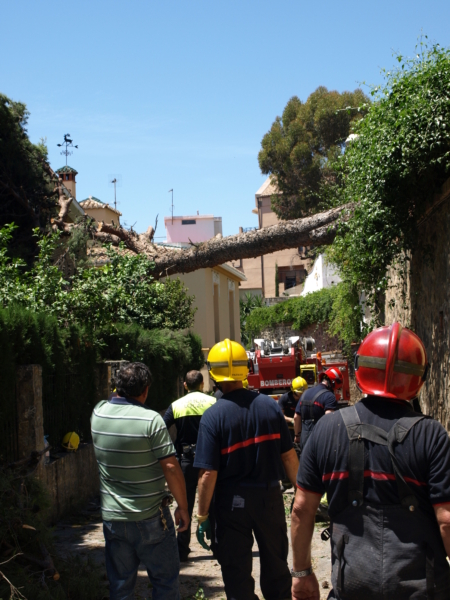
[196,517,212,551]
[291,573,320,599]
[174,507,189,533]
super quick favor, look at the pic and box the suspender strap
[340,406,366,505]
[340,406,426,511]
[301,388,328,423]
[387,415,426,511]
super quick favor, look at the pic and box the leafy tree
[0,94,56,259]
[240,292,264,347]
[258,86,370,219]
[0,224,196,332]
[328,41,450,326]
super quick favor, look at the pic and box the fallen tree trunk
[150,203,352,277]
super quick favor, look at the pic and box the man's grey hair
[115,363,153,398]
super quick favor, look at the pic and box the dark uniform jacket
[297,397,450,599]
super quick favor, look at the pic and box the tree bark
[149,204,352,277]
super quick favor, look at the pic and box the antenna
[57,133,78,166]
[108,174,122,209]
[168,189,174,224]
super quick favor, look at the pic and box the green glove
[196,517,212,551]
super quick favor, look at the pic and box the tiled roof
[79,196,122,216]
[56,165,78,174]
[255,176,279,197]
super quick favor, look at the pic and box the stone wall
[385,177,450,430]
[42,444,100,523]
[259,321,341,352]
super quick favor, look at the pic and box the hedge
[0,306,204,461]
[245,286,339,338]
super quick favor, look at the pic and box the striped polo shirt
[91,397,175,521]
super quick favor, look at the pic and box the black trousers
[177,455,216,557]
[177,455,199,557]
[214,486,291,600]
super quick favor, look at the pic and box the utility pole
[57,134,78,166]
[169,189,174,224]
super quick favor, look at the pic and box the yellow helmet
[291,376,308,394]
[243,378,248,389]
[207,339,249,382]
[62,432,80,452]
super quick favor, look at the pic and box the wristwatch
[291,566,313,577]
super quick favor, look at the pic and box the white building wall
[301,254,341,296]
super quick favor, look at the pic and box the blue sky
[1,0,450,237]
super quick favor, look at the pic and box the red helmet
[320,367,343,390]
[355,322,428,401]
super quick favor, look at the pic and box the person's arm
[291,487,322,600]
[294,412,302,442]
[197,468,218,516]
[434,503,450,557]
[163,405,175,429]
[325,409,334,414]
[281,448,299,487]
[159,456,189,532]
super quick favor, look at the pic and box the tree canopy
[0,94,56,259]
[328,42,450,324]
[258,86,370,220]
[0,224,196,333]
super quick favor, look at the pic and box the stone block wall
[385,177,450,430]
[42,444,100,523]
[259,321,341,352]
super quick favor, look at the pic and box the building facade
[229,177,311,298]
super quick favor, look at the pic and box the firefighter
[194,339,299,600]
[278,376,308,441]
[291,323,450,600]
[163,370,216,561]
[293,367,339,452]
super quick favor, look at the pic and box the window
[285,276,297,290]
[181,219,196,225]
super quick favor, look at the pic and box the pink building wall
[164,215,221,243]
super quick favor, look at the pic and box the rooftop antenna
[57,133,78,166]
[108,174,122,209]
[169,189,174,224]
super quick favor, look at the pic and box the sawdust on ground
[54,490,332,599]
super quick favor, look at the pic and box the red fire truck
[246,336,350,403]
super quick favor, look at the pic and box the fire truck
[246,336,350,404]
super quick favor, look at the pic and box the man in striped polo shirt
[91,362,189,600]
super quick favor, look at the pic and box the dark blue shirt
[278,391,299,419]
[194,389,293,490]
[295,383,337,422]
[297,397,450,518]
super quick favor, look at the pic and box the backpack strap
[387,415,427,511]
[301,387,329,422]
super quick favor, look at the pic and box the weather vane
[57,134,78,166]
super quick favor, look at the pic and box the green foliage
[245,284,361,354]
[246,286,338,337]
[0,224,196,333]
[258,86,370,219]
[98,325,204,411]
[328,41,450,324]
[0,94,56,261]
[239,293,264,347]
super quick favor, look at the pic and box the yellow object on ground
[62,431,80,451]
